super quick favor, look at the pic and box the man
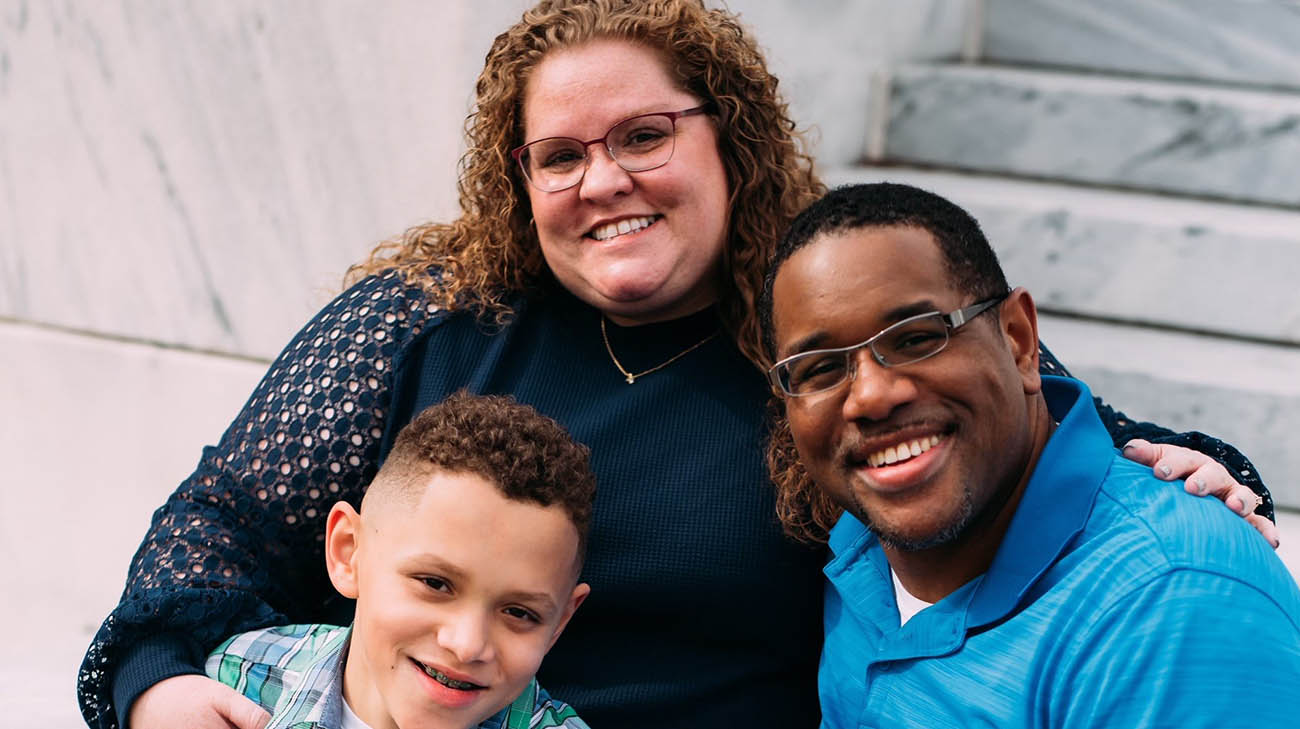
[758,183,1300,728]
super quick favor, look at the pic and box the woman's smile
[587,215,662,242]
[523,39,731,325]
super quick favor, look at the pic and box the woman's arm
[77,272,440,729]
[1037,343,1276,540]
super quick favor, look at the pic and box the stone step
[984,0,1300,91]
[1037,313,1300,510]
[877,64,1300,206]
[825,167,1300,345]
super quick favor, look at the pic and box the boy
[206,392,595,729]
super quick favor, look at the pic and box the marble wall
[1,1,522,358]
[882,64,1300,206]
[984,0,1300,90]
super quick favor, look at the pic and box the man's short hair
[370,391,596,557]
[759,182,1011,361]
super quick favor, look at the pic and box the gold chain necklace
[600,316,719,384]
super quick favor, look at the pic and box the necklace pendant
[625,373,636,384]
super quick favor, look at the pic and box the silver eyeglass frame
[767,294,1008,398]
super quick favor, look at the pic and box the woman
[78,2,1273,728]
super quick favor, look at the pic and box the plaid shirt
[206,624,589,729]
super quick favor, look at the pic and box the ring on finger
[1247,491,1264,512]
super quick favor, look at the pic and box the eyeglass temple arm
[945,296,1004,328]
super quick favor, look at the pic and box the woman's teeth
[422,664,482,691]
[866,434,944,468]
[590,215,658,241]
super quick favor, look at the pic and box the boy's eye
[420,576,452,593]
[503,606,541,624]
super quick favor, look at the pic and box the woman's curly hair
[765,401,840,544]
[347,0,823,367]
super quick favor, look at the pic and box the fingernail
[1160,464,1173,478]
[1194,478,1207,495]
[1122,444,1136,453]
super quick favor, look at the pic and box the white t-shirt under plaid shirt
[206,624,589,729]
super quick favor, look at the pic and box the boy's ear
[999,287,1041,396]
[325,501,363,599]
[547,582,591,651]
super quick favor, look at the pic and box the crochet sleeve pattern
[76,272,441,729]
[1038,343,1273,521]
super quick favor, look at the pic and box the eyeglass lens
[520,114,678,191]
[781,313,950,395]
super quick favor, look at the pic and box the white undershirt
[341,696,376,729]
[891,566,934,626]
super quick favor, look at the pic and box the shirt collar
[826,376,1114,630]
[262,625,544,729]
[965,375,1114,627]
[267,626,351,729]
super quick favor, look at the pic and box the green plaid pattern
[206,624,588,729]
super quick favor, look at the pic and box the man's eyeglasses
[511,105,710,193]
[768,295,1008,398]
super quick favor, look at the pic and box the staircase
[829,0,1300,509]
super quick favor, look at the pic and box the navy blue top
[383,285,825,728]
[77,274,1272,729]
[819,377,1300,728]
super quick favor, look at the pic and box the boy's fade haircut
[369,391,596,560]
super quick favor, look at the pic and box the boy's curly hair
[373,392,596,557]
[348,0,822,368]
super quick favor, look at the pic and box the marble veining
[1065,362,1299,506]
[830,166,1300,344]
[885,65,1300,205]
[985,0,1300,90]
[723,0,970,166]
[1,1,500,360]
[978,206,1300,343]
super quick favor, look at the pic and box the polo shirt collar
[826,376,1114,632]
[267,626,349,729]
[965,375,1113,627]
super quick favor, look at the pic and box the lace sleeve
[1038,342,1273,521]
[77,272,442,729]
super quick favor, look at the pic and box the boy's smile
[326,470,589,729]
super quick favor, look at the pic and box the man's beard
[862,487,976,552]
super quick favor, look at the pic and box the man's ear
[999,287,1041,395]
[324,501,363,599]
[547,582,591,651]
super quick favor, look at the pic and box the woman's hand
[129,674,270,729]
[1122,438,1279,548]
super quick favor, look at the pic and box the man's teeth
[866,434,944,468]
[422,664,481,690]
[591,215,658,241]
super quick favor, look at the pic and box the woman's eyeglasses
[512,106,710,192]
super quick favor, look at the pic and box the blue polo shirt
[819,376,1300,728]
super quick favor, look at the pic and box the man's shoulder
[1081,456,1298,608]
